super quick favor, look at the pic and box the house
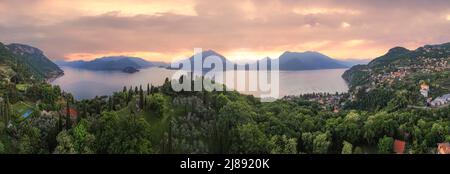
[393,140,406,154]
[437,143,450,154]
[60,107,79,124]
[430,94,450,107]
[420,83,429,98]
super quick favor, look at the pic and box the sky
[1,0,450,62]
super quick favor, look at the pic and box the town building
[420,83,429,98]
[60,107,79,125]
[430,94,450,107]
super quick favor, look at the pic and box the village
[371,57,449,87]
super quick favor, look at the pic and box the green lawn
[16,84,30,91]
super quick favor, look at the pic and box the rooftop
[393,140,406,154]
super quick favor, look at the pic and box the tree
[146,93,168,117]
[65,99,71,129]
[363,112,397,144]
[0,121,5,134]
[127,87,133,104]
[387,90,409,111]
[231,123,270,154]
[269,135,297,154]
[95,112,153,154]
[341,141,353,154]
[18,124,42,154]
[139,85,144,110]
[108,97,113,111]
[0,141,4,154]
[54,130,77,154]
[340,111,362,144]
[353,146,363,154]
[72,120,95,153]
[215,93,230,111]
[377,136,393,154]
[313,132,331,154]
[300,132,314,153]
[123,86,127,93]
[214,101,255,153]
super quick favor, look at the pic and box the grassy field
[16,84,30,91]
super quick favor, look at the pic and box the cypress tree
[147,83,150,95]
[58,113,63,132]
[108,97,113,111]
[139,85,144,109]
[4,96,10,124]
[82,102,88,118]
[111,96,116,111]
[127,87,133,104]
[168,118,173,153]
[65,99,71,129]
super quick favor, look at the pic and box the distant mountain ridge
[59,56,168,72]
[168,50,352,72]
[277,51,349,70]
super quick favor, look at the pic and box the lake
[51,67,349,100]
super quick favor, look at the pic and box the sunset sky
[1,0,450,62]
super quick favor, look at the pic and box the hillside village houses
[429,94,450,107]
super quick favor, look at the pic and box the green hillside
[0,42,63,82]
[343,42,450,111]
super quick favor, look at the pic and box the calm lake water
[51,67,349,100]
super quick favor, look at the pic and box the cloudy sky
[1,0,450,62]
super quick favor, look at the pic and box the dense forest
[1,42,450,154]
[0,77,449,154]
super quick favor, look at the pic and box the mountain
[168,50,236,72]
[168,50,350,72]
[343,42,450,89]
[342,42,450,111]
[277,51,349,71]
[338,58,371,67]
[342,43,450,93]
[0,42,63,81]
[60,56,168,72]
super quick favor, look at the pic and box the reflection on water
[51,67,349,100]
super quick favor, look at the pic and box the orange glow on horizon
[64,47,379,63]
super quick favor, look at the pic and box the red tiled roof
[61,108,78,119]
[437,143,450,154]
[393,140,406,154]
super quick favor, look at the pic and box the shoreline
[46,71,64,83]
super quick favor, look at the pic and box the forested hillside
[343,42,450,111]
[0,42,449,154]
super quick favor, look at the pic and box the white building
[420,84,430,98]
[430,94,450,107]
